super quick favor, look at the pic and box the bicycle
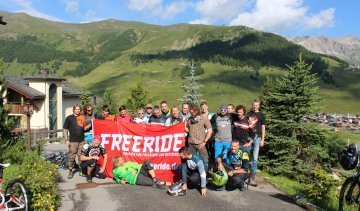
[338,143,360,211]
[0,163,29,211]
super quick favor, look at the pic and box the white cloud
[9,0,63,22]
[63,0,80,13]
[192,0,250,24]
[229,0,335,32]
[128,0,162,11]
[81,9,105,23]
[127,0,192,19]
[304,8,335,29]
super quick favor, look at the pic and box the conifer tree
[178,60,204,105]
[95,88,118,115]
[260,55,343,179]
[126,80,152,115]
[80,87,91,107]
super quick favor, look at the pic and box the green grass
[259,172,339,211]
[337,129,360,144]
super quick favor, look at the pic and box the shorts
[135,160,154,186]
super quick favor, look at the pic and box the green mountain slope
[0,11,358,113]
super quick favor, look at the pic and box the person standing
[180,102,190,121]
[83,104,95,133]
[165,106,183,126]
[115,105,133,122]
[227,104,235,114]
[133,108,149,124]
[95,105,115,121]
[247,99,266,186]
[63,105,87,179]
[186,104,212,164]
[148,106,166,125]
[200,102,215,120]
[144,104,153,118]
[232,105,252,152]
[210,105,233,162]
[160,101,171,120]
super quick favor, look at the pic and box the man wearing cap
[210,104,233,162]
[145,104,153,118]
[80,137,108,183]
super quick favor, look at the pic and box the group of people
[63,99,266,195]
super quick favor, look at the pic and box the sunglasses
[138,112,144,115]
[220,109,227,112]
[87,109,93,112]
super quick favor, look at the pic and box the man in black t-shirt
[247,99,266,186]
[63,105,89,179]
[232,105,252,152]
[80,137,108,183]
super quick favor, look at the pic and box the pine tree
[80,87,91,107]
[260,55,344,179]
[178,60,204,105]
[126,80,152,115]
[95,88,118,115]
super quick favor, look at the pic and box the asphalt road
[45,143,304,211]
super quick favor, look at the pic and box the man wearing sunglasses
[83,104,95,133]
[210,105,233,162]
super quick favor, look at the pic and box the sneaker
[215,186,225,191]
[249,178,258,187]
[86,175,93,183]
[239,181,246,191]
[153,180,166,189]
[67,170,74,179]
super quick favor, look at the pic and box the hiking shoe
[86,175,93,183]
[215,185,225,191]
[249,178,258,187]
[153,180,166,189]
[67,170,74,179]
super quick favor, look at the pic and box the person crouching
[80,137,108,183]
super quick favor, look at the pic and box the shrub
[2,142,60,210]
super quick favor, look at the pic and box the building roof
[4,73,92,99]
[4,75,45,99]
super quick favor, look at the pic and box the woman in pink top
[115,105,133,122]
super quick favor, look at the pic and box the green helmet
[211,169,228,186]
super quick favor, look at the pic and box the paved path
[45,144,304,211]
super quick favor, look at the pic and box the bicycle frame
[0,164,27,211]
[346,168,360,204]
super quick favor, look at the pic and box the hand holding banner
[93,119,186,182]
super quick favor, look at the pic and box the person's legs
[136,161,166,188]
[67,142,79,179]
[223,142,231,163]
[93,165,106,179]
[214,142,224,161]
[187,171,200,188]
[195,145,209,165]
[252,137,261,174]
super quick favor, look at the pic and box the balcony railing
[6,103,25,114]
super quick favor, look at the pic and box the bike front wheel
[5,179,30,211]
[339,176,360,211]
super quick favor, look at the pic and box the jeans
[214,141,231,162]
[252,137,261,173]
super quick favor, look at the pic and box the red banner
[93,119,186,182]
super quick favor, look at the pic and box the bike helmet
[167,181,186,197]
[339,143,358,170]
[210,169,228,187]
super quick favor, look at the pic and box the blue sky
[0,0,358,37]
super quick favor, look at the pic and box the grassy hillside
[0,11,359,113]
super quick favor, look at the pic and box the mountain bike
[0,163,29,211]
[338,143,360,211]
